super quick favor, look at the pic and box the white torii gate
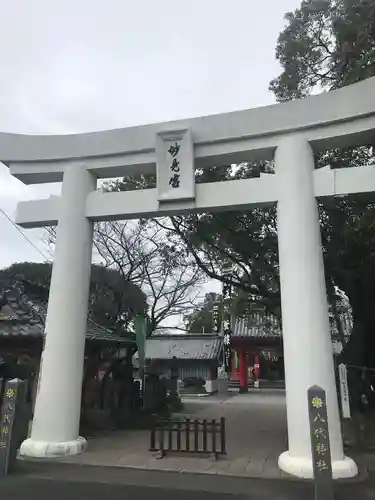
[2,76,375,479]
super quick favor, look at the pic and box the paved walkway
[52,389,290,479]
[4,461,375,500]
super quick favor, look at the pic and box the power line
[0,205,51,262]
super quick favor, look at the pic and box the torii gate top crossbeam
[1,76,375,184]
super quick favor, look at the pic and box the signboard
[0,378,25,475]
[222,282,232,373]
[223,321,232,373]
[338,363,351,419]
[156,129,195,203]
[308,385,334,500]
[212,304,220,333]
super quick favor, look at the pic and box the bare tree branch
[45,218,207,333]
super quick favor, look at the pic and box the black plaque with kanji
[308,385,334,500]
[212,304,220,334]
[168,141,181,189]
[0,378,26,475]
[222,282,232,374]
[223,320,232,373]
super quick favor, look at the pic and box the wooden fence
[150,417,226,460]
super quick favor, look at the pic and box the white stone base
[20,436,87,459]
[278,451,358,479]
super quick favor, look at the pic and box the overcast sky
[0,0,301,304]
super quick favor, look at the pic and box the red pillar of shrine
[254,351,260,387]
[231,350,236,380]
[238,347,248,393]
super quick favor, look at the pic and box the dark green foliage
[270,0,375,370]
[270,0,375,100]
[184,293,222,333]
[0,261,147,331]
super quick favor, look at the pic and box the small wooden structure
[230,315,283,392]
[145,334,223,394]
[0,277,136,428]
[230,313,351,392]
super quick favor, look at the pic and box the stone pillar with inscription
[308,386,334,500]
[0,379,27,474]
[276,137,357,479]
[338,363,351,419]
[20,164,96,459]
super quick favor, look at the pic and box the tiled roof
[145,335,223,361]
[85,324,132,345]
[232,315,281,338]
[0,279,131,345]
[232,313,352,340]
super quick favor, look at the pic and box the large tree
[269,0,375,100]
[183,292,222,333]
[92,218,206,333]
[132,165,282,320]
[46,214,206,334]
[270,0,375,371]
[0,261,147,333]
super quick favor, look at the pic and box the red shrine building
[229,315,283,392]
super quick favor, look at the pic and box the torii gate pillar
[20,164,95,458]
[276,137,356,478]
